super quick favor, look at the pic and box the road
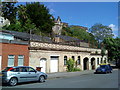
[2,69,119,88]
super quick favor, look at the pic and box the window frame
[64,56,67,65]
[18,55,24,66]
[77,56,81,65]
[8,55,15,67]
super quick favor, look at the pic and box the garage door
[40,58,46,73]
[50,56,59,73]
[0,56,1,71]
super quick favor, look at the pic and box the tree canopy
[89,23,114,43]
[61,25,98,48]
[103,38,120,64]
[2,2,54,36]
[2,2,17,24]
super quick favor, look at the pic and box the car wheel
[9,78,18,86]
[104,71,107,74]
[110,71,112,73]
[39,76,45,83]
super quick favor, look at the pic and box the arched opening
[83,57,89,70]
[64,56,67,65]
[91,57,95,70]
[40,58,47,73]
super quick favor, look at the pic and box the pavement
[47,70,95,79]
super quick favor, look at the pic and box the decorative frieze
[30,41,104,54]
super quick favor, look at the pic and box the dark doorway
[83,57,89,70]
[91,58,95,70]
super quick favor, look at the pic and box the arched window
[64,56,67,65]
[77,56,80,65]
[72,56,75,60]
[97,58,99,65]
[101,58,102,63]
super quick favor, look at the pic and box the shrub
[73,67,81,72]
[66,58,75,72]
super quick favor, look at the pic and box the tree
[2,2,54,36]
[61,25,98,48]
[89,23,114,44]
[25,2,54,35]
[2,2,17,24]
[103,38,120,66]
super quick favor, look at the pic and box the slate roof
[56,35,81,42]
[0,30,52,42]
[0,30,83,43]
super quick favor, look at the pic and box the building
[29,16,108,73]
[29,40,108,73]
[0,16,10,28]
[0,30,29,71]
[0,30,108,73]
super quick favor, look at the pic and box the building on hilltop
[0,16,10,28]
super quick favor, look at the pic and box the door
[40,58,46,73]
[50,56,59,73]
[18,67,29,82]
[27,67,38,81]
[0,56,1,71]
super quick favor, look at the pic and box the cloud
[109,24,118,38]
[109,24,117,31]
[49,9,55,14]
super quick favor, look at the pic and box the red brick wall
[0,43,29,70]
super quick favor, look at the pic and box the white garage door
[50,56,59,73]
[40,58,46,73]
[0,56,2,71]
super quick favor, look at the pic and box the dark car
[1,66,48,86]
[94,64,112,74]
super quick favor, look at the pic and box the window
[8,55,15,67]
[77,56,80,65]
[28,67,36,72]
[97,58,99,65]
[72,56,75,60]
[101,58,102,63]
[18,55,24,66]
[19,67,27,72]
[64,56,67,65]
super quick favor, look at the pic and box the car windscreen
[100,65,106,68]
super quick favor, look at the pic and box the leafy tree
[61,25,98,48]
[61,27,73,36]
[89,23,114,44]
[2,2,17,24]
[25,2,54,35]
[3,20,23,31]
[2,2,54,36]
[103,38,120,66]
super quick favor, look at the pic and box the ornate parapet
[30,41,104,55]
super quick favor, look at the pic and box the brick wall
[0,43,29,70]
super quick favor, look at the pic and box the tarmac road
[2,69,118,88]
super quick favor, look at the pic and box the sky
[42,2,118,38]
[12,2,119,38]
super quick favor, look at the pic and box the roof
[0,30,52,42]
[0,30,86,43]
[57,35,80,42]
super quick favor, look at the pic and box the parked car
[94,64,112,74]
[1,66,48,86]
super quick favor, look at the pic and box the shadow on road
[2,81,41,87]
